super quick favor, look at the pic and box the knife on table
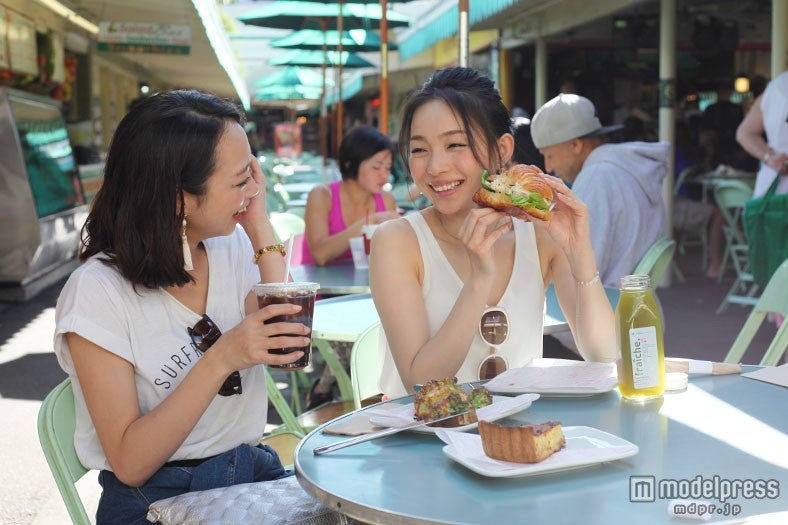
[313,408,477,455]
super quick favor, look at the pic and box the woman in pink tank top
[302,125,399,265]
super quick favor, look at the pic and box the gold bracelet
[252,243,286,264]
[576,272,600,287]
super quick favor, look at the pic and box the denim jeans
[96,443,290,524]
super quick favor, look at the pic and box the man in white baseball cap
[530,93,669,288]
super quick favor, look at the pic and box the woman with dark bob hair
[53,90,333,523]
[301,125,399,265]
[371,68,616,398]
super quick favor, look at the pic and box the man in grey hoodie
[530,94,669,288]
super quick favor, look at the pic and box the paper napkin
[742,363,788,388]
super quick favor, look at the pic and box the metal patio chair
[714,180,758,313]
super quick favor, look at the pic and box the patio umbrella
[237,2,410,158]
[269,51,373,130]
[291,0,418,135]
[253,85,323,118]
[253,84,324,101]
[270,29,397,53]
[268,49,375,158]
[236,2,410,32]
[252,65,334,89]
[269,49,374,68]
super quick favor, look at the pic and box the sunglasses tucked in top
[477,307,510,381]
[187,314,242,396]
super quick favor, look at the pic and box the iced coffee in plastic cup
[254,282,319,370]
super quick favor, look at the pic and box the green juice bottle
[615,274,665,401]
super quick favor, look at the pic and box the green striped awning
[398,0,520,61]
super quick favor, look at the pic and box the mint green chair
[633,237,676,287]
[39,376,305,522]
[265,364,355,436]
[349,323,382,409]
[714,180,758,313]
[724,259,788,366]
[257,371,304,466]
[264,367,308,436]
[37,379,91,525]
[269,211,305,243]
[672,167,707,281]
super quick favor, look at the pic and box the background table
[290,259,369,296]
[311,293,572,402]
[545,283,620,323]
[313,292,570,342]
[295,370,788,524]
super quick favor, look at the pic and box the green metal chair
[632,237,677,287]
[264,367,308,436]
[349,322,382,410]
[672,167,708,281]
[37,378,91,525]
[39,375,307,523]
[265,359,355,436]
[259,369,305,466]
[269,211,306,243]
[714,180,758,313]
[723,259,788,366]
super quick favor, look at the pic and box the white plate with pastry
[366,394,539,434]
[437,426,638,478]
[484,359,618,396]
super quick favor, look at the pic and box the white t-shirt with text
[54,227,265,471]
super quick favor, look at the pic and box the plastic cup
[349,236,369,269]
[254,282,319,370]
[361,224,379,255]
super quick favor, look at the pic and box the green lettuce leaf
[480,170,493,190]
[509,191,548,210]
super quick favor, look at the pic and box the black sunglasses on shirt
[187,314,242,396]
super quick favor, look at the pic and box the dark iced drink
[254,282,319,370]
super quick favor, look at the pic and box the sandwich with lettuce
[472,164,555,221]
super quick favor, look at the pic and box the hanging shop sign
[6,9,37,75]
[97,22,191,55]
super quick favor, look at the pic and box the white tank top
[379,212,545,398]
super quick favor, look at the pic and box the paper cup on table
[254,281,319,371]
[361,224,379,255]
[349,236,369,269]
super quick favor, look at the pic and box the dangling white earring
[181,216,193,271]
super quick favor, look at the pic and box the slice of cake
[478,420,566,463]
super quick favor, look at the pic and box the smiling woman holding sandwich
[370,67,617,398]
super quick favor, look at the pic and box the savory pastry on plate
[413,378,492,427]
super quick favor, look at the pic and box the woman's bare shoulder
[307,183,332,200]
[376,215,417,243]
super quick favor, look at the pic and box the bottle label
[628,326,660,389]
